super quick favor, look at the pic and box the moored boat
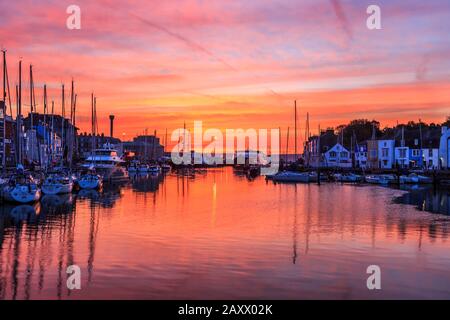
[41,173,74,195]
[365,174,396,185]
[78,169,103,190]
[2,168,41,204]
[161,164,171,172]
[272,171,311,183]
[148,164,161,174]
[334,173,363,183]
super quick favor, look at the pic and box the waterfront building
[395,143,409,168]
[78,132,123,159]
[439,126,450,169]
[377,139,395,169]
[391,125,441,169]
[323,143,352,168]
[366,139,379,169]
[0,101,17,169]
[306,129,337,167]
[355,142,368,168]
[123,135,164,161]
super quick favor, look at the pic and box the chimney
[109,114,115,137]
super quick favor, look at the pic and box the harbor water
[0,167,449,299]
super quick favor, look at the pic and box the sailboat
[78,167,103,189]
[42,172,74,194]
[79,94,103,189]
[3,165,41,203]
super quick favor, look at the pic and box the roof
[390,126,441,148]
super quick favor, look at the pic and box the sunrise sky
[1,0,450,148]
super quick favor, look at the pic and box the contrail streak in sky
[329,0,353,40]
[130,12,236,71]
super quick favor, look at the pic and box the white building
[378,140,395,169]
[422,147,439,169]
[323,143,352,168]
[355,144,368,168]
[439,126,450,169]
[395,145,409,168]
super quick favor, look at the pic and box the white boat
[272,171,311,183]
[3,173,41,204]
[82,143,125,180]
[365,174,396,185]
[417,174,433,184]
[78,172,103,189]
[41,173,74,195]
[334,173,362,183]
[399,174,419,184]
[399,173,432,184]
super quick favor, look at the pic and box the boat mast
[278,126,281,164]
[91,93,94,162]
[305,112,309,166]
[61,84,65,166]
[73,93,77,163]
[317,124,321,167]
[69,79,74,169]
[419,118,423,167]
[1,50,6,174]
[294,100,297,162]
[51,100,54,166]
[286,126,290,163]
[165,128,168,154]
[152,129,157,161]
[43,84,47,170]
[17,60,22,165]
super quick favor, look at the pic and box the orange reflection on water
[0,168,449,299]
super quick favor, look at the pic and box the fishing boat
[365,174,396,185]
[334,173,363,183]
[2,167,41,204]
[272,171,311,183]
[41,173,74,195]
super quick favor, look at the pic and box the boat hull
[272,172,310,183]
[3,185,41,204]
[78,176,102,189]
[42,182,73,195]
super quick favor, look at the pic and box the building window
[382,148,389,157]
[329,151,336,158]
[340,151,348,158]
[428,149,433,157]
[399,148,406,158]
[412,149,420,157]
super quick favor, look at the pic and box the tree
[443,116,450,127]
[337,119,381,147]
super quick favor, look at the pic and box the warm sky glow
[1,0,450,148]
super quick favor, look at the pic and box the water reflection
[394,187,450,216]
[0,169,449,299]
